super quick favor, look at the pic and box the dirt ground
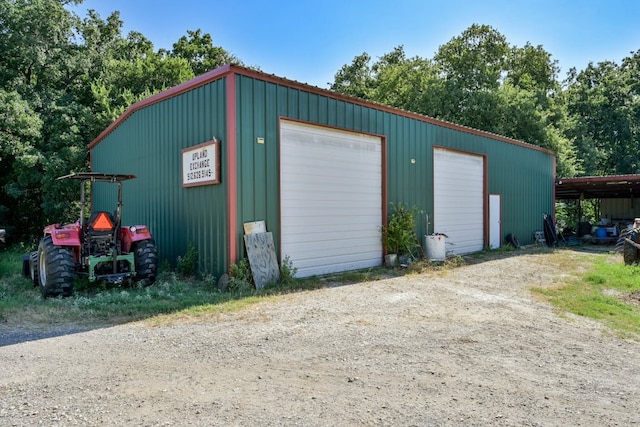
[1,248,639,426]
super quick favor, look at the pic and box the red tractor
[24,173,158,297]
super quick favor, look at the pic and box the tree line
[1,1,639,242]
[1,0,239,240]
[331,24,640,180]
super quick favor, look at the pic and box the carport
[556,175,640,200]
[556,174,640,241]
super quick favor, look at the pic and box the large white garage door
[433,148,484,255]
[280,120,382,277]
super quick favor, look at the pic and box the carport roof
[556,174,640,200]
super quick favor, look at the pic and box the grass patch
[0,244,29,277]
[0,246,327,329]
[533,255,640,338]
[5,243,640,341]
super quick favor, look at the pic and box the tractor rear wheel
[623,229,640,265]
[38,235,75,298]
[133,239,158,286]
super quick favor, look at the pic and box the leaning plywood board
[243,220,266,235]
[244,232,280,289]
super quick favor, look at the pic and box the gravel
[1,249,639,426]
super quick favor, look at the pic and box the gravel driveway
[1,249,639,426]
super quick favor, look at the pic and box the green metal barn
[90,64,555,278]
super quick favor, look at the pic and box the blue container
[595,228,607,238]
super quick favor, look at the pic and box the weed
[201,273,217,289]
[228,258,253,292]
[405,254,467,274]
[279,255,298,285]
[158,258,172,274]
[176,242,199,278]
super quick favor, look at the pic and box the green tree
[77,10,194,129]
[434,23,509,92]
[0,0,87,239]
[0,90,43,236]
[0,1,241,241]
[330,47,444,117]
[329,52,374,99]
[330,24,578,177]
[371,46,444,117]
[506,42,560,94]
[170,29,240,76]
[565,59,638,175]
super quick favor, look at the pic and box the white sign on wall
[182,139,220,187]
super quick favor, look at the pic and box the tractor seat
[86,211,117,237]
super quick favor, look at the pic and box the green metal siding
[91,79,228,274]
[235,74,554,253]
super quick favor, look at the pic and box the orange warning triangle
[92,212,113,231]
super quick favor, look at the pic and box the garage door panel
[281,175,381,190]
[283,128,380,148]
[291,247,382,265]
[282,225,381,239]
[281,120,382,277]
[282,203,375,213]
[436,199,483,209]
[282,180,378,199]
[436,222,484,233]
[434,208,483,219]
[281,202,380,215]
[284,145,378,157]
[434,148,484,255]
[284,238,382,257]
[282,166,381,185]
[291,257,381,278]
[282,216,381,230]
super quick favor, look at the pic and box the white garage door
[433,148,484,255]
[280,120,382,277]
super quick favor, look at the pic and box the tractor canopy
[58,172,135,235]
[57,172,136,182]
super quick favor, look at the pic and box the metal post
[79,179,86,230]
[117,181,123,227]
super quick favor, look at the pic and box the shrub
[381,203,420,256]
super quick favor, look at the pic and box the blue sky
[68,0,640,88]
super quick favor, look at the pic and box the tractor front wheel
[133,239,158,286]
[38,236,75,298]
[29,252,39,287]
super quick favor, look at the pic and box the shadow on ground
[0,325,99,347]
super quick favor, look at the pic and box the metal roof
[556,175,640,200]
